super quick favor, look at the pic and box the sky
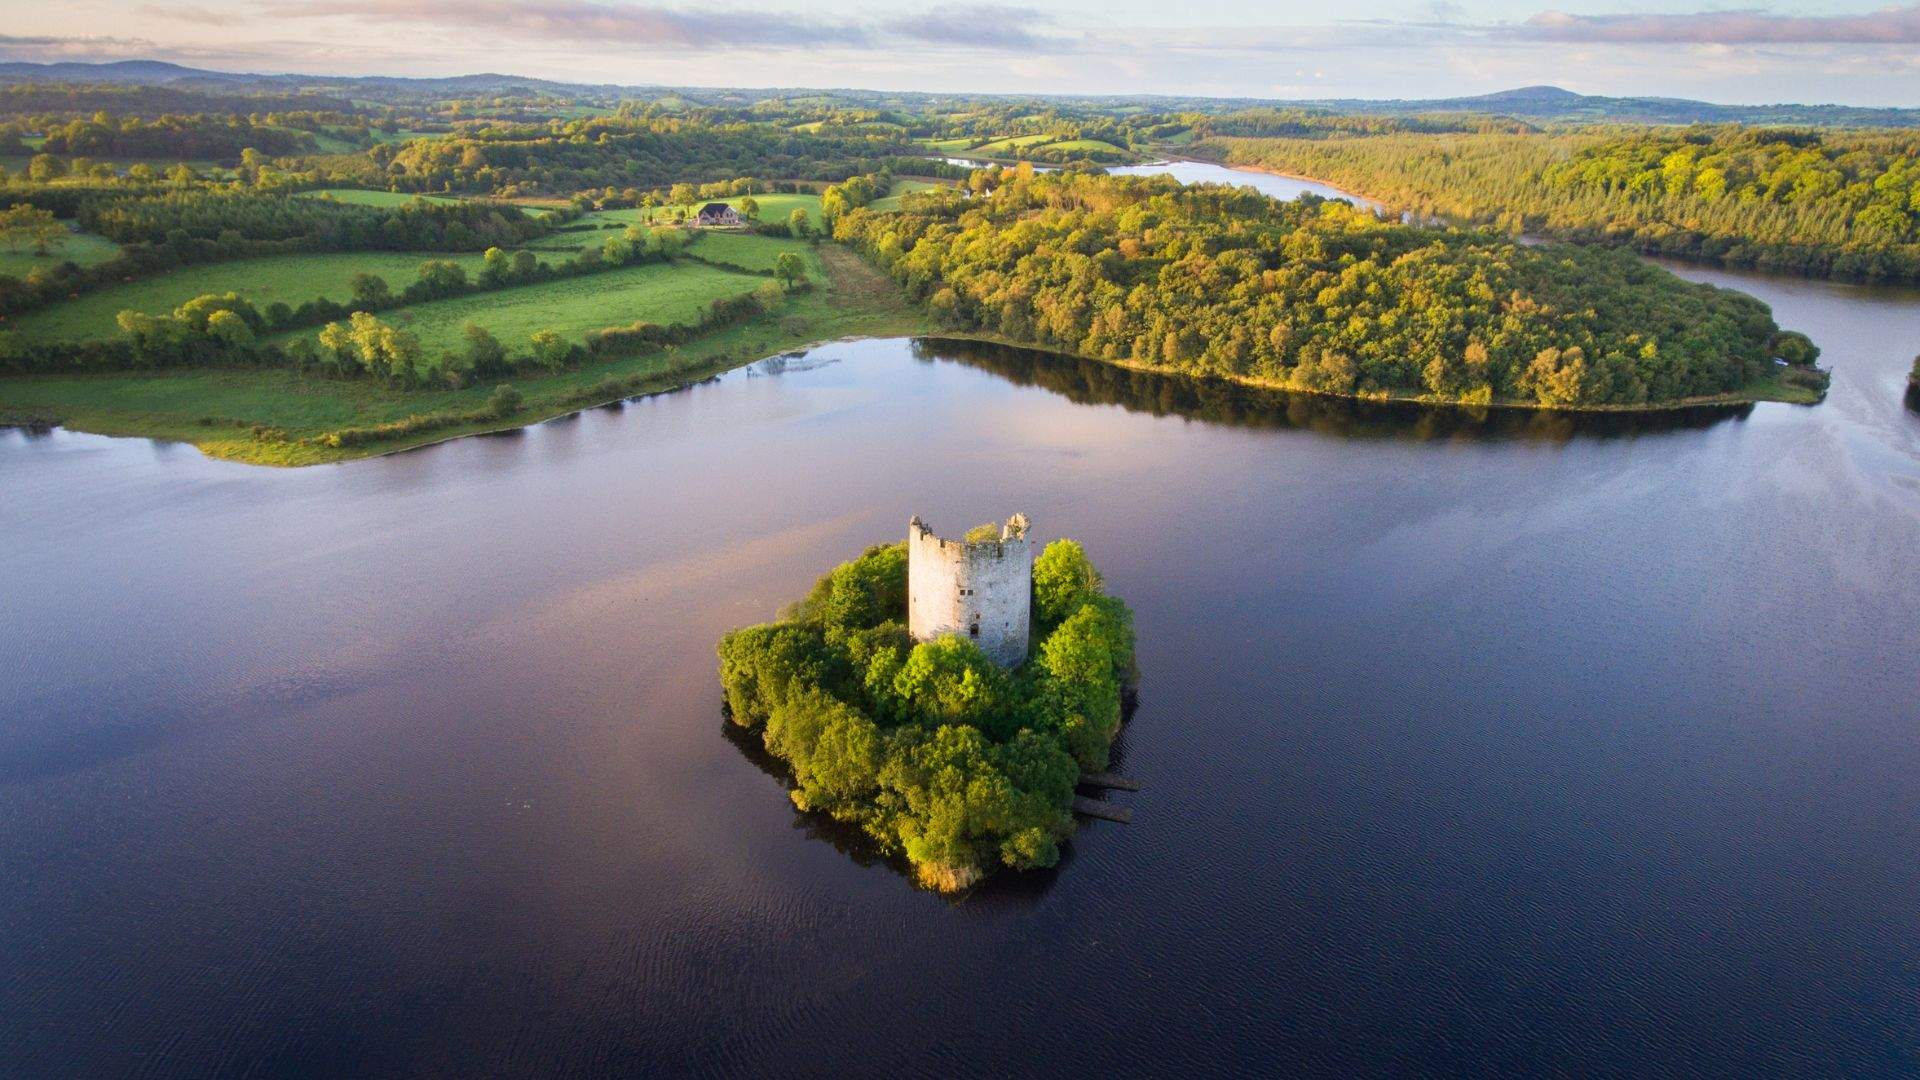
[3,0,1920,106]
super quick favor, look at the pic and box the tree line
[368,117,919,197]
[1194,126,1920,283]
[834,169,1807,409]
[0,190,553,317]
[35,113,319,161]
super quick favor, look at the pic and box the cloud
[272,0,869,47]
[139,5,249,25]
[881,6,1060,50]
[270,0,1064,52]
[0,34,171,60]
[1520,6,1920,45]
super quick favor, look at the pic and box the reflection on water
[1109,159,1384,212]
[747,350,841,378]
[914,337,1751,441]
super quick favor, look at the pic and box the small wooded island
[718,516,1135,891]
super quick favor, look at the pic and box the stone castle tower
[907,514,1032,667]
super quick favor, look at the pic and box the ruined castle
[907,514,1032,667]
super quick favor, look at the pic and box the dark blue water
[4,238,1920,1075]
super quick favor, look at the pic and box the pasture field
[0,245,931,465]
[688,232,823,275]
[1045,139,1129,156]
[301,129,368,155]
[0,231,120,277]
[869,179,943,211]
[301,189,547,217]
[533,219,633,251]
[790,120,907,135]
[973,134,1055,154]
[5,251,494,343]
[300,188,468,208]
[269,260,768,358]
[628,192,825,226]
[365,129,442,144]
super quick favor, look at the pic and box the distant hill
[0,60,248,85]
[1297,84,1920,127]
[1,61,1915,128]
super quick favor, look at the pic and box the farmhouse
[696,202,742,226]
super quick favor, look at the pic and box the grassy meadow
[0,244,931,465]
[0,231,121,277]
[4,250,495,343]
[300,188,468,208]
[624,192,825,226]
[266,260,768,358]
[687,232,823,274]
[869,179,942,211]
[300,189,546,216]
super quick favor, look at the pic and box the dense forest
[1196,126,1920,282]
[0,82,362,120]
[37,113,318,160]
[718,534,1135,891]
[371,116,920,195]
[835,170,1812,408]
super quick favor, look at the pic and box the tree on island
[718,536,1134,892]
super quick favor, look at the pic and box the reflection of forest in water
[912,338,1754,442]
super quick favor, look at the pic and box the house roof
[698,203,733,215]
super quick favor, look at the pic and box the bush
[487,383,522,419]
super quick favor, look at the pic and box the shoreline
[1144,153,1384,210]
[1,325,1822,467]
[918,331,1820,415]
[0,317,1820,468]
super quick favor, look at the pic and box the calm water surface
[4,175,1920,1077]
[1111,158,1384,211]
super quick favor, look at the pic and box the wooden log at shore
[1078,772,1141,792]
[1072,796,1133,823]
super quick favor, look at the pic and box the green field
[366,129,441,144]
[269,260,767,358]
[1045,139,1128,155]
[301,188,547,218]
[5,251,493,343]
[924,135,1127,160]
[688,232,823,274]
[630,192,824,226]
[0,231,120,277]
[0,245,930,465]
[973,134,1055,154]
[300,188,469,208]
[869,179,943,212]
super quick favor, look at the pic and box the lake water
[5,169,1920,1075]
[1110,158,1385,212]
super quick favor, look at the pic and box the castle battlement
[907,514,1032,667]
